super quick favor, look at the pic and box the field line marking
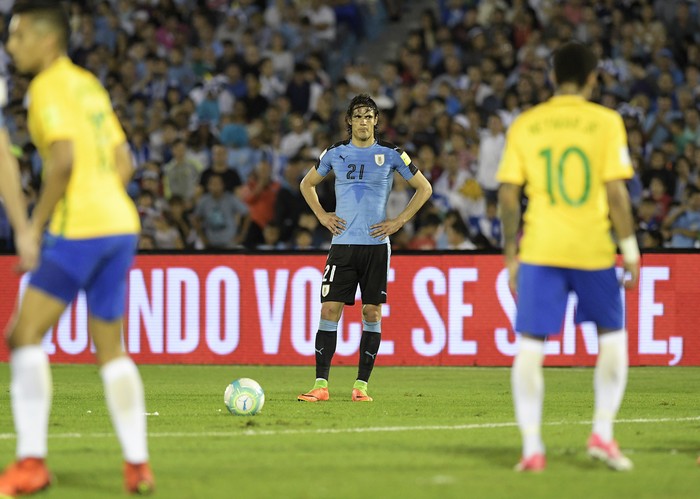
[0,415,698,440]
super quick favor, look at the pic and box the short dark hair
[345,94,379,136]
[13,0,71,51]
[552,41,597,88]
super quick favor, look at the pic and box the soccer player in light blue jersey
[297,94,432,402]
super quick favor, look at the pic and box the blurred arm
[30,140,74,233]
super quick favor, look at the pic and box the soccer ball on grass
[224,378,265,416]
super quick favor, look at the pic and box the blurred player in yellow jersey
[497,41,639,473]
[1,1,153,496]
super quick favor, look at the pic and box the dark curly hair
[345,94,379,137]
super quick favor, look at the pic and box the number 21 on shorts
[323,265,337,282]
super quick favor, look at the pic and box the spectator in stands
[259,57,287,101]
[162,139,203,205]
[642,148,676,195]
[644,94,680,149]
[264,31,295,80]
[279,112,313,159]
[152,213,184,250]
[137,167,168,215]
[673,155,696,203]
[471,199,503,249]
[194,174,250,249]
[257,223,286,251]
[129,126,150,168]
[275,155,307,245]
[476,113,505,203]
[304,0,337,44]
[297,211,330,249]
[445,215,476,250]
[408,213,441,250]
[647,176,673,221]
[199,143,242,197]
[636,197,662,245]
[167,195,201,250]
[286,63,312,115]
[241,159,280,248]
[663,186,700,248]
[4,0,700,256]
[291,227,314,250]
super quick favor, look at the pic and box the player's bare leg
[90,316,153,494]
[0,287,68,496]
[298,302,343,402]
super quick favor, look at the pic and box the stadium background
[1,1,699,366]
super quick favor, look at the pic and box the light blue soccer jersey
[316,139,417,245]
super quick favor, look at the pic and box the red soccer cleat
[0,458,51,497]
[587,434,633,471]
[514,453,546,472]
[124,462,155,495]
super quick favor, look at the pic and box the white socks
[512,337,545,458]
[512,330,628,458]
[10,349,148,464]
[101,356,149,464]
[593,330,628,442]
[11,346,52,459]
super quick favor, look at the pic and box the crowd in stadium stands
[1,0,700,251]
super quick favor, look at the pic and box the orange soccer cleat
[124,462,155,495]
[297,387,330,402]
[351,388,373,402]
[0,458,52,498]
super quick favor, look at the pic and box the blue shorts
[515,263,623,336]
[29,234,138,321]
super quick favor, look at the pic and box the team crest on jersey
[374,154,385,166]
[322,284,330,297]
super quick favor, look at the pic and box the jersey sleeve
[393,147,417,180]
[28,79,76,143]
[107,108,127,147]
[601,113,633,182]
[315,147,333,176]
[496,122,526,185]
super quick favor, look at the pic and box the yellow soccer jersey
[496,95,633,269]
[28,57,139,238]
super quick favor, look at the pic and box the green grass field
[0,365,698,499]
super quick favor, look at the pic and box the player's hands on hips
[319,212,346,236]
[370,218,402,240]
[506,257,519,295]
[622,260,639,289]
[13,227,39,273]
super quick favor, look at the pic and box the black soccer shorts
[320,244,390,305]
